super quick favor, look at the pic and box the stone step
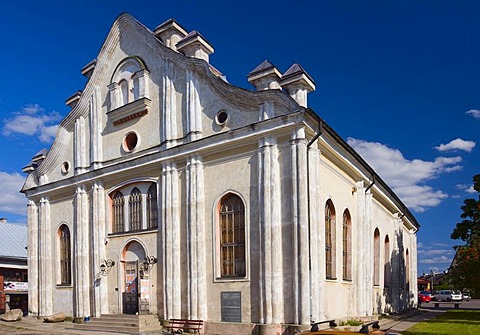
[72,314,161,334]
[73,323,138,334]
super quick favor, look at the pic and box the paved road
[420,297,480,310]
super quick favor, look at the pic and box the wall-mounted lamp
[141,256,158,274]
[100,259,116,276]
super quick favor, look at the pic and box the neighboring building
[0,218,28,315]
[21,14,419,334]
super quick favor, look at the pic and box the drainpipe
[365,174,376,193]
[306,119,322,323]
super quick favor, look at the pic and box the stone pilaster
[258,136,283,324]
[289,128,310,325]
[75,116,87,174]
[162,61,177,148]
[75,185,91,317]
[365,189,373,316]
[186,155,207,319]
[162,162,181,318]
[90,89,103,169]
[27,200,39,316]
[308,146,323,321]
[133,69,150,99]
[186,69,203,141]
[39,197,53,316]
[108,82,119,110]
[92,180,107,316]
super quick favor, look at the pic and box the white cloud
[39,125,58,143]
[435,138,476,152]
[348,138,462,212]
[466,109,480,119]
[456,184,476,194]
[3,104,61,143]
[418,256,452,264]
[0,172,27,216]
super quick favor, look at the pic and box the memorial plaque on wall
[221,291,241,322]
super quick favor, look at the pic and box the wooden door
[123,261,138,314]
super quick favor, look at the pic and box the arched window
[129,187,142,231]
[219,194,246,277]
[325,200,336,279]
[59,224,71,285]
[405,249,410,290]
[120,79,129,106]
[146,183,158,229]
[384,235,391,287]
[373,228,380,286]
[113,192,125,233]
[342,209,352,280]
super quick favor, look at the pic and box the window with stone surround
[146,184,158,229]
[108,57,151,126]
[325,199,336,279]
[58,224,71,285]
[342,209,352,281]
[405,248,410,291]
[112,191,125,233]
[373,228,380,286]
[219,193,246,278]
[110,182,158,234]
[384,235,391,287]
[129,188,142,231]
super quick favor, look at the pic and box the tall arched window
[325,200,336,279]
[219,194,246,277]
[146,183,158,229]
[129,187,142,231]
[373,228,380,286]
[384,235,391,287]
[59,225,71,285]
[120,79,129,105]
[342,209,352,280]
[113,192,125,233]
[405,249,410,291]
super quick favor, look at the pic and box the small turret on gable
[65,90,82,109]
[176,30,214,63]
[22,148,48,173]
[247,60,282,91]
[280,63,315,108]
[154,18,188,52]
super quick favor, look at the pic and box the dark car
[418,291,432,303]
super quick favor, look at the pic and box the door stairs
[72,314,162,334]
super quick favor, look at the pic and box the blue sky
[0,1,478,274]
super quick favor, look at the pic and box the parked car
[462,291,471,301]
[418,291,432,303]
[433,290,462,301]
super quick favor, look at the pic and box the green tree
[449,174,480,297]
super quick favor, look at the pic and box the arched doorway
[122,241,146,314]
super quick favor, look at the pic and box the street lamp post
[430,270,436,294]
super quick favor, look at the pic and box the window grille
[59,225,71,285]
[129,188,142,231]
[220,194,245,277]
[113,192,125,233]
[146,184,158,229]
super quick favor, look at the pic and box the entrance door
[123,261,138,314]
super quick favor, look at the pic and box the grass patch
[339,319,363,326]
[402,310,480,335]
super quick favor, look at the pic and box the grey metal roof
[0,221,27,258]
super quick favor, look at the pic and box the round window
[215,110,228,126]
[123,132,138,152]
[61,161,70,174]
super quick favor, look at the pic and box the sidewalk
[0,309,444,335]
[379,308,445,333]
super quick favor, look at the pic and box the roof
[0,221,27,259]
